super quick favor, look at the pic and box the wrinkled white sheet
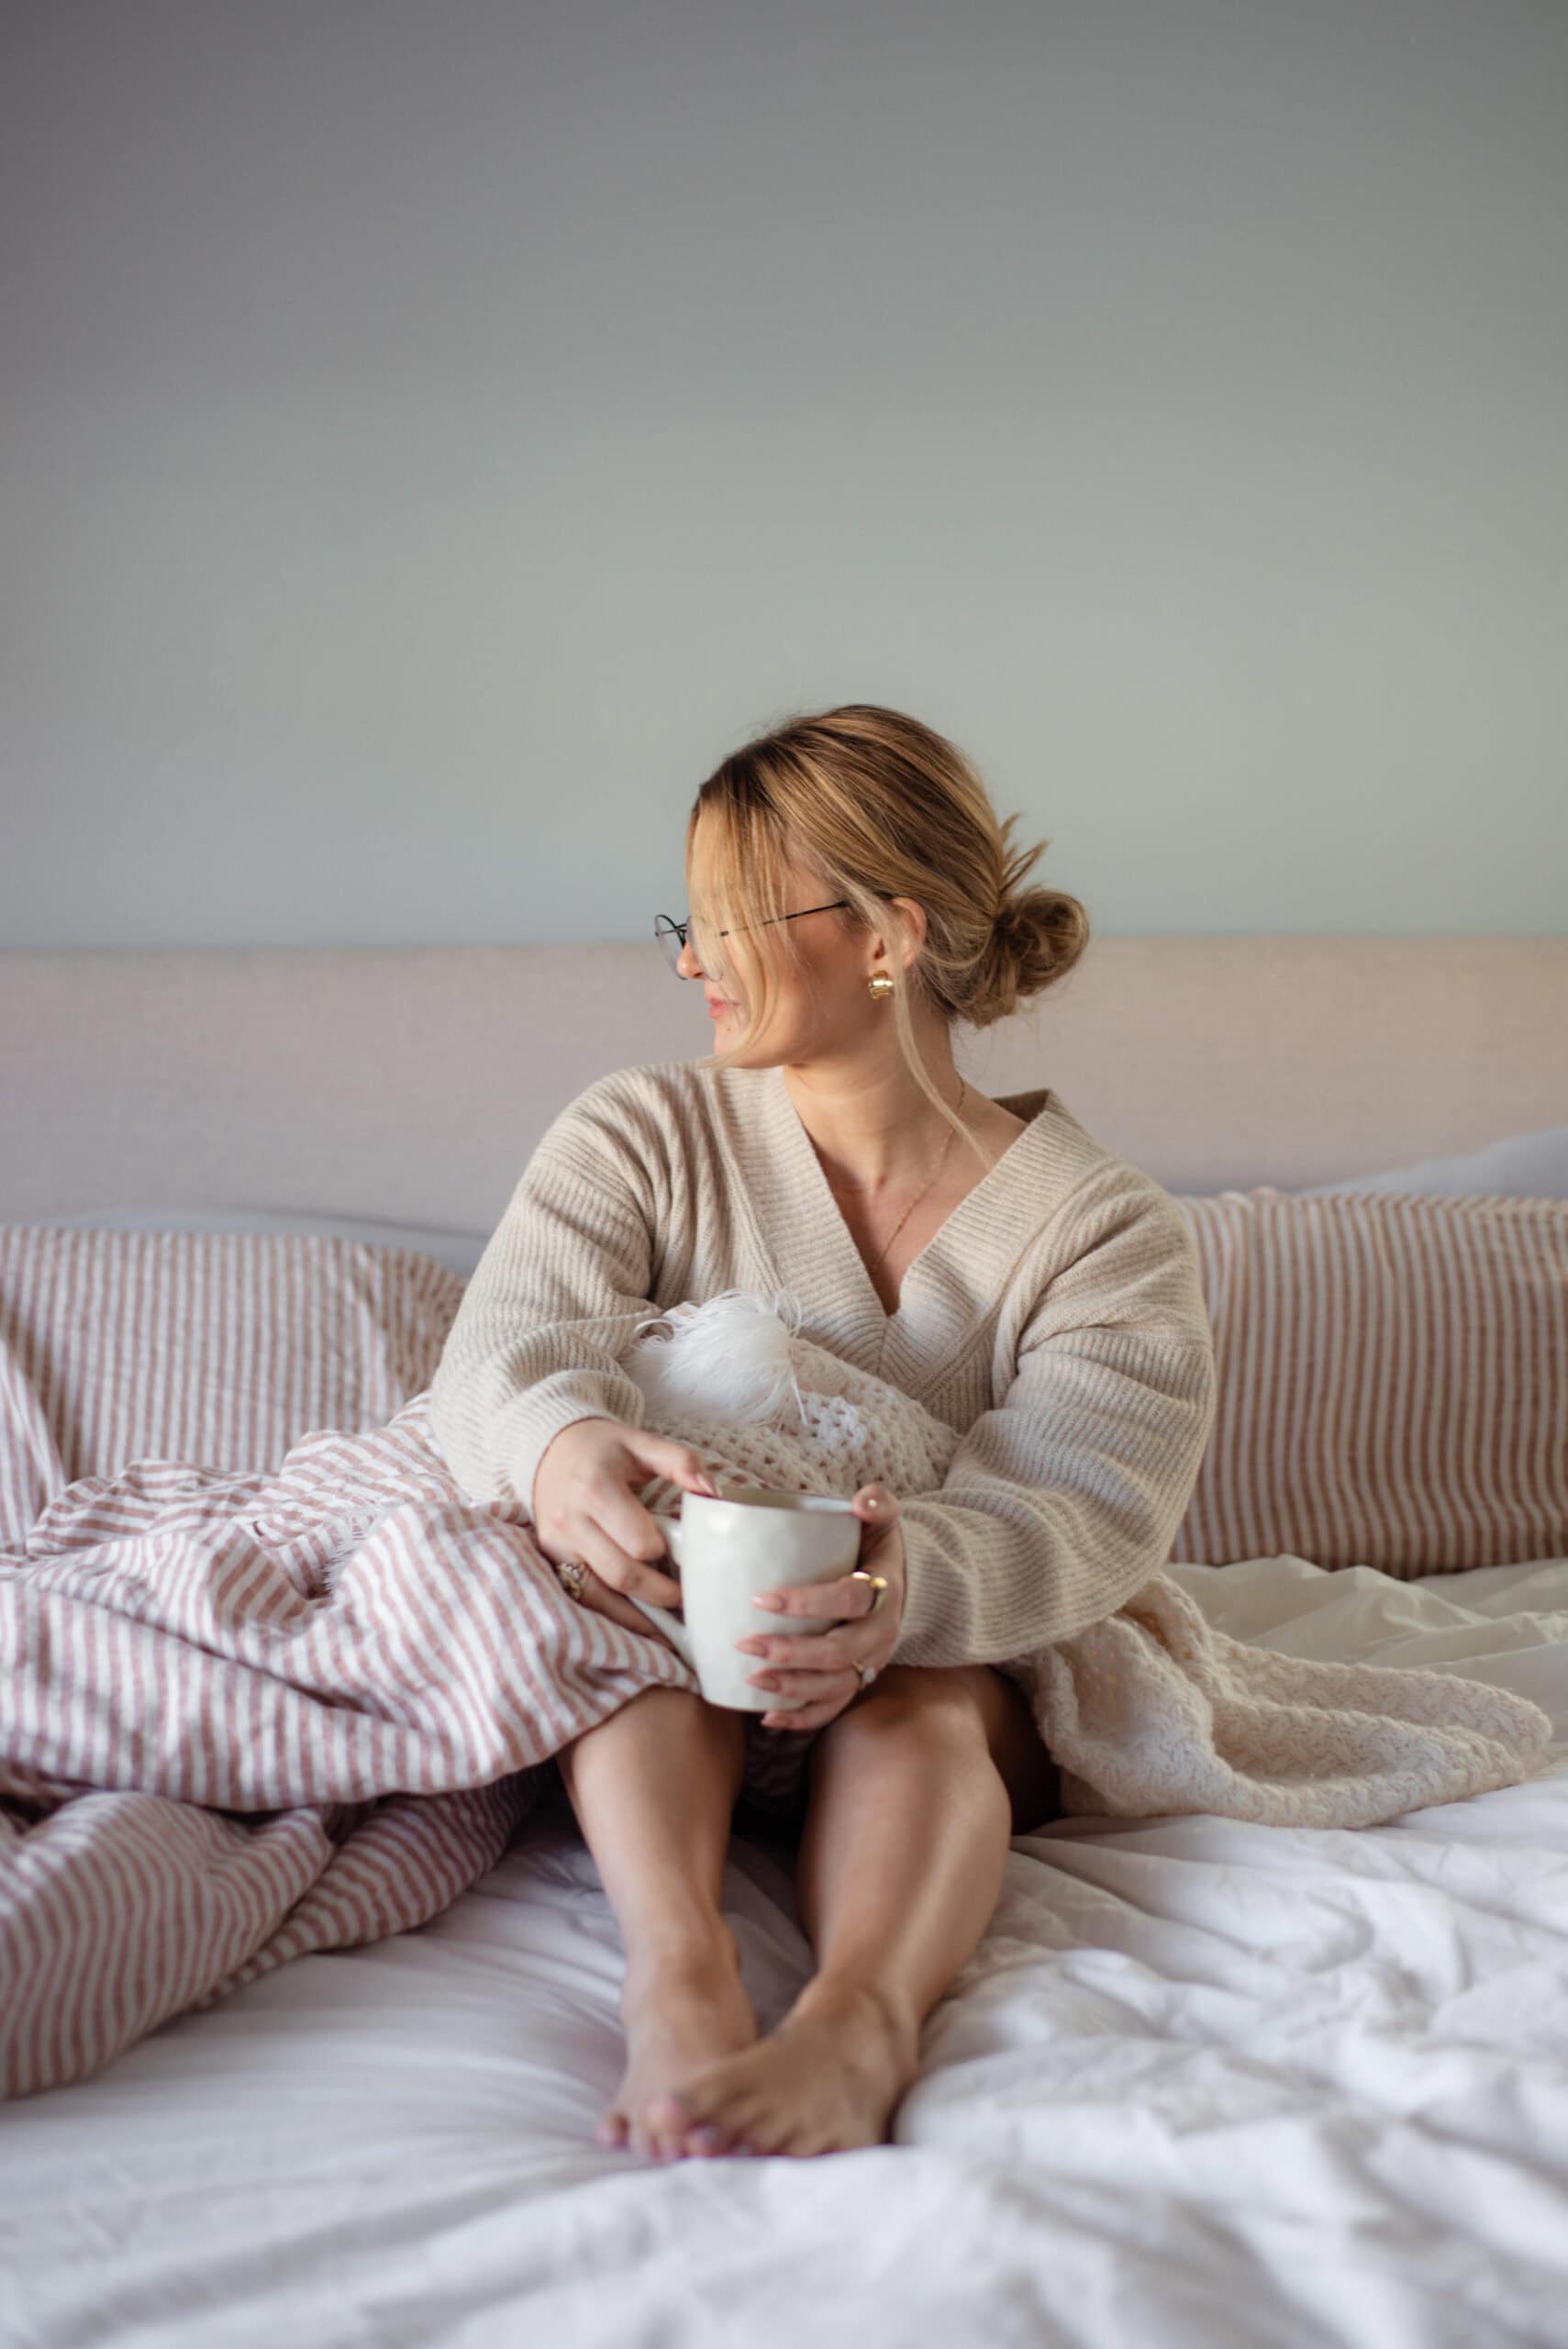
[3,1552,1566,2349]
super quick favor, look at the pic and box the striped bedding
[0,1228,471,1540]
[1171,1188,1568,1574]
[0,1231,812,2099]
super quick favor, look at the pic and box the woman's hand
[529,1416,718,1652]
[731,1482,906,1731]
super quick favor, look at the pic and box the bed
[3,936,1566,2349]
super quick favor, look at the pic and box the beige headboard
[4,938,1562,1230]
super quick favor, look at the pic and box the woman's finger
[740,1578,891,1669]
[751,1662,868,1703]
[761,1677,860,1730]
[740,1625,878,1674]
[851,1485,900,1542]
[601,1478,690,1563]
[576,1496,684,1608]
[573,1566,687,1656]
[750,1571,886,1624]
[578,1543,684,1610]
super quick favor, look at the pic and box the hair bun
[982,885,1091,1020]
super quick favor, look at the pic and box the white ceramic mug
[626,1484,863,1710]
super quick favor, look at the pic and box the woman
[428,703,1217,2165]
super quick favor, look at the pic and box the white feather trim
[623,1286,812,1429]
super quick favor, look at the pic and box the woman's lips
[706,998,731,1018]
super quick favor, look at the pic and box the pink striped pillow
[1169,1189,1568,1575]
[0,1228,465,1547]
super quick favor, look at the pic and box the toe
[645,2089,697,2161]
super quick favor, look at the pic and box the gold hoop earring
[868,973,895,1000]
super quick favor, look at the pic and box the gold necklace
[830,1079,970,1276]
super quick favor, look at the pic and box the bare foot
[601,1933,762,2161]
[642,1979,921,2160]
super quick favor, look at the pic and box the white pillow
[1289,1124,1568,1201]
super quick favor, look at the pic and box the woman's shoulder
[552,1057,718,1133]
[533,1060,723,1197]
[1007,1089,1199,1268]
[999,1094,1209,1343]
[997,1086,1174,1216]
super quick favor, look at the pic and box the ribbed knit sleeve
[891,1184,1218,1668]
[426,1078,662,1519]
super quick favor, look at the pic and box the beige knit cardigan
[428,1057,1220,1669]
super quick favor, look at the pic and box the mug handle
[622,1510,699,1671]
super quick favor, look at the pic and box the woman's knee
[558,1680,745,1780]
[825,1663,1060,1833]
[832,1662,996,1743]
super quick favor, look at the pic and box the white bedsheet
[3,1553,1566,2349]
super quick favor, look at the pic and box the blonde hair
[684,703,1090,1176]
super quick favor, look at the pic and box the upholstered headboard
[4,937,1563,1230]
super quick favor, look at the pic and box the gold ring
[851,1569,888,1616]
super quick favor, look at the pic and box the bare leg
[643,1669,1022,2158]
[554,1684,759,2160]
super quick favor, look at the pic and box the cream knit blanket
[622,1288,1553,1828]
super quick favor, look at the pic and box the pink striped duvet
[1,1391,722,2097]
[0,1230,795,2100]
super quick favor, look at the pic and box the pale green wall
[4,0,1563,946]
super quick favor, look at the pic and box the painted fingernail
[751,1596,780,1609]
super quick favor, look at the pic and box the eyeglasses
[654,901,852,977]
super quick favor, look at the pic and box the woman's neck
[783,1063,971,1198]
